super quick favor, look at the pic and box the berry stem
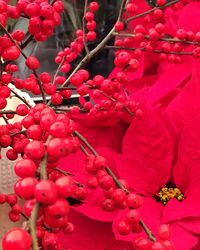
[139,220,156,242]
[54,167,74,176]
[105,45,193,55]
[52,56,66,85]
[0,110,17,114]
[29,202,40,250]
[20,34,34,50]
[10,88,32,108]
[2,115,8,124]
[29,150,48,249]
[113,32,200,46]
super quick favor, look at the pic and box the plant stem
[29,202,40,250]
[0,110,17,114]
[113,32,200,46]
[21,34,34,49]
[2,115,8,124]
[10,88,32,108]
[105,45,193,55]
[29,152,48,250]
[140,220,156,242]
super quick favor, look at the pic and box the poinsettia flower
[109,108,200,250]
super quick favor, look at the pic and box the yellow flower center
[158,186,184,205]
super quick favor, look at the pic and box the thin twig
[113,32,200,46]
[139,220,156,242]
[105,45,193,55]
[53,56,66,85]
[10,88,32,108]
[0,110,17,114]
[21,34,34,49]
[2,115,8,124]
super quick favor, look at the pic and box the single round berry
[35,180,58,204]
[14,159,37,178]
[2,228,32,250]
[24,140,45,160]
[26,56,40,70]
[44,198,70,218]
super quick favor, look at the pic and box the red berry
[44,214,68,228]
[51,93,63,105]
[2,228,32,250]
[16,104,29,116]
[6,194,18,206]
[117,220,132,235]
[2,46,20,61]
[157,0,166,6]
[126,193,143,209]
[125,209,140,224]
[89,2,99,12]
[113,189,126,204]
[23,199,36,217]
[44,198,70,218]
[27,124,43,140]
[12,29,25,41]
[47,138,67,158]
[26,56,40,70]
[55,176,74,198]
[14,159,37,178]
[158,224,170,240]
[0,97,7,109]
[24,140,45,160]
[151,242,164,250]
[15,177,37,199]
[63,222,75,235]
[35,180,58,204]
